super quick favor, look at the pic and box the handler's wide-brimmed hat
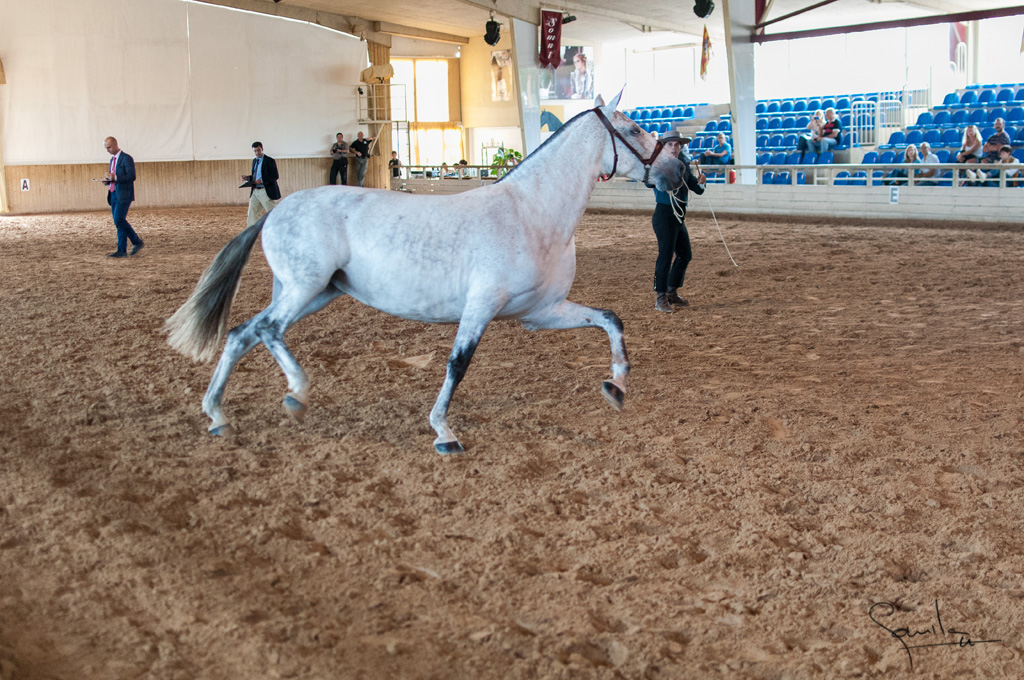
[659,130,692,145]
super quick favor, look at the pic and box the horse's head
[593,93,684,193]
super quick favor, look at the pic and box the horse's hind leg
[203,315,263,435]
[521,301,630,410]
[256,282,345,423]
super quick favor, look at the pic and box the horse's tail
[164,215,267,362]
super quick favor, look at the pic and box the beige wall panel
[4,158,337,214]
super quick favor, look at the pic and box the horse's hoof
[434,440,465,455]
[209,423,235,437]
[284,394,307,423]
[601,381,625,411]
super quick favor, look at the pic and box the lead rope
[668,162,739,268]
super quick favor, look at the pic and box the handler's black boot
[666,288,689,306]
[655,292,674,313]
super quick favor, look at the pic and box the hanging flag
[949,22,967,64]
[539,10,563,69]
[700,25,711,81]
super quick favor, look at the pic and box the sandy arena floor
[1,204,1022,679]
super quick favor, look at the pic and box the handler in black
[647,130,706,313]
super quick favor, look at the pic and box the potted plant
[490,146,522,177]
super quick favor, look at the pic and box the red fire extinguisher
[728,169,736,184]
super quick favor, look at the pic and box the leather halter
[592,107,665,184]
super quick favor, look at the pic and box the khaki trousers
[247,188,278,226]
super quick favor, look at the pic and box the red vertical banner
[949,22,967,64]
[539,10,562,69]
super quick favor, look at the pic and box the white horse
[164,93,683,453]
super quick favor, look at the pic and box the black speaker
[484,20,501,46]
[694,0,714,18]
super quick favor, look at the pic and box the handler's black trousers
[652,202,692,293]
[330,159,349,185]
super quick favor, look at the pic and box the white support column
[723,0,757,185]
[510,17,541,156]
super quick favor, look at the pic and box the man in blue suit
[103,136,143,258]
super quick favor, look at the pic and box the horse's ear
[596,87,624,114]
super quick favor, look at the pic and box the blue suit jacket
[106,152,136,205]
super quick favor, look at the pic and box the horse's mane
[493,107,604,184]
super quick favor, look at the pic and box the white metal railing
[691,163,1024,189]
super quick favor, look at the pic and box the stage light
[562,14,577,24]
[484,13,501,46]
[693,0,714,18]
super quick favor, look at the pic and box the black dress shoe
[130,241,145,256]
[107,251,128,258]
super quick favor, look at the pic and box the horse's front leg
[521,300,630,410]
[430,301,499,454]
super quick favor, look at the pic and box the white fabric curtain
[0,0,367,164]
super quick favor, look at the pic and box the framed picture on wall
[491,49,512,102]
[540,46,594,101]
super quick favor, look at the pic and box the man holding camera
[244,141,281,226]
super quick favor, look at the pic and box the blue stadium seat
[756,117,768,130]
[878,130,905,149]
[782,133,798,148]
[780,100,794,113]
[1015,149,1024,161]
[951,91,977,109]
[935,150,950,163]
[981,126,995,140]
[795,115,810,129]
[939,128,961,148]
[821,98,837,110]
[773,171,792,185]
[977,89,996,105]
[817,151,834,165]
[627,110,639,120]
[767,136,785,151]
[661,107,674,119]
[806,99,821,111]
[718,119,732,132]
[793,100,807,113]
[768,118,782,130]
[782,116,796,131]
[996,88,1014,103]
[756,102,767,114]
[704,120,718,132]
[1016,89,1024,102]
[861,151,879,164]
[796,171,808,185]
[800,152,817,165]
[834,170,851,186]
[1007,107,1024,124]
[836,97,852,110]
[756,152,771,165]
[785,152,802,165]
[639,109,651,121]
[659,121,671,133]
[909,111,933,129]
[950,109,968,126]
[935,92,959,109]
[968,108,987,125]
[761,171,775,184]
[684,106,696,118]
[879,150,896,164]
[1015,128,1024,147]
[988,107,1007,123]
[757,134,769,149]
[672,107,685,118]
[769,151,787,164]
[767,101,781,113]
[850,171,868,186]
[930,110,951,128]
[1005,126,1018,141]
[904,130,923,146]
[923,129,941,146]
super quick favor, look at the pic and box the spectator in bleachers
[816,108,842,153]
[979,118,1010,165]
[697,132,732,165]
[996,145,1021,187]
[796,109,823,153]
[884,144,918,185]
[955,125,983,163]
[916,142,940,185]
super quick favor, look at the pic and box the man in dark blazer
[246,141,281,226]
[103,136,143,258]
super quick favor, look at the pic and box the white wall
[0,0,366,164]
